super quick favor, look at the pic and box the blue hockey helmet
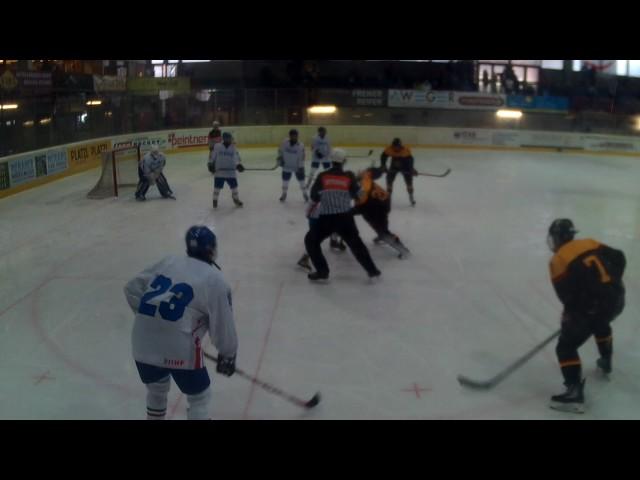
[222,132,233,142]
[186,225,217,263]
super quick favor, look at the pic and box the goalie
[135,145,175,201]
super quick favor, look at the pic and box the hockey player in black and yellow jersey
[380,138,418,206]
[353,166,409,257]
[547,219,626,413]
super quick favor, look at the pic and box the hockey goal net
[87,145,141,198]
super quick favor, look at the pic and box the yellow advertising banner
[67,140,111,173]
[127,77,191,95]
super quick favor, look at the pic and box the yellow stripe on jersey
[549,238,602,282]
[559,359,582,368]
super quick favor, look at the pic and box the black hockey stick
[457,329,561,390]
[347,149,374,158]
[204,352,321,409]
[417,168,451,178]
[243,161,279,171]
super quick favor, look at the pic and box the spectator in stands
[417,79,432,91]
[482,70,490,92]
[502,64,519,94]
[490,72,498,93]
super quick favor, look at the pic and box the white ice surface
[1,147,639,419]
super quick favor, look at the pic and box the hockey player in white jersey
[135,145,175,200]
[124,225,238,420]
[277,129,308,203]
[305,126,331,189]
[210,132,245,208]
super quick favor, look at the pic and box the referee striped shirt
[310,167,361,216]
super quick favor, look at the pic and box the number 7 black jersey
[549,238,626,316]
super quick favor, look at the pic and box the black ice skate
[597,357,612,375]
[549,379,585,414]
[409,193,416,207]
[136,195,146,202]
[308,271,329,282]
[213,199,218,209]
[280,193,287,202]
[297,254,312,272]
[368,269,382,283]
[379,234,411,258]
[233,198,244,208]
[392,238,411,259]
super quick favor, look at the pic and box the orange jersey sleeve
[356,171,373,206]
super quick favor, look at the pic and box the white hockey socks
[146,376,171,420]
[187,387,212,420]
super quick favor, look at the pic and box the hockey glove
[208,162,215,174]
[216,354,236,377]
[412,168,419,177]
[277,156,284,167]
[236,163,245,172]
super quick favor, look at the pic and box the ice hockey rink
[1,146,639,420]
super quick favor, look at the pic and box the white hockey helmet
[150,144,160,155]
[330,148,347,164]
[213,121,220,128]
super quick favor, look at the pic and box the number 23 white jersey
[124,255,238,370]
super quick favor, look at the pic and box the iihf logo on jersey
[164,358,185,367]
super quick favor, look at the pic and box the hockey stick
[204,351,321,409]
[417,168,451,178]
[457,329,561,390]
[347,149,374,158]
[243,161,279,171]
